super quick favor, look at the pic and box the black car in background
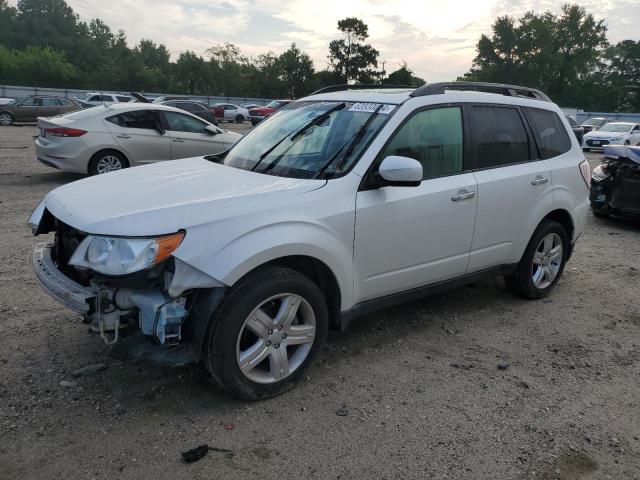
[581,117,610,134]
[158,100,218,125]
[590,146,640,219]
[565,114,584,144]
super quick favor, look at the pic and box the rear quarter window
[525,108,572,159]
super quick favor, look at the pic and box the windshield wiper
[252,102,346,172]
[315,104,383,179]
[289,102,346,142]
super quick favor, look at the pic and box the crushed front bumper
[32,242,96,314]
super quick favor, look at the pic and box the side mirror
[205,125,219,135]
[377,155,423,187]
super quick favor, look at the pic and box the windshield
[218,101,393,179]
[598,123,632,133]
[583,118,606,126]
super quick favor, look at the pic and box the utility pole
[380,60,386,84]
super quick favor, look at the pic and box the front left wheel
[235,114,244,123]
[204,266,328,400]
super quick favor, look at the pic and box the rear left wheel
[204,266,328,400]
[504,219,568,299]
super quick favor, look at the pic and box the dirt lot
[0,123,639,480]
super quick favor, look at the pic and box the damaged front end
[30,209,225,361]
[590,146,640,219]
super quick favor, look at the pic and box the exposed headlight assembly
[69,232,184,276]
[591,164,610,182]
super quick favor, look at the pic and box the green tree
[462,4,607,107]
[11,46,76,86]
[383,62,425,86]
[602,40,640,111]
[278,43,314,98]
[174,51,207,94]
[328,17,379,83]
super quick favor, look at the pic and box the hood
[603,145,640,165]
[584,130,625,139]
[44,157,325,236]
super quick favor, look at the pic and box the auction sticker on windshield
[348,103,396,114]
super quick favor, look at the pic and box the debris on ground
[181,444,234,463]
[223,422,236,431]
[497,362,510,370]
[71,363,107,377]
[335,407,348,416]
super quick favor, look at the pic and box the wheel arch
[256,255,342,330]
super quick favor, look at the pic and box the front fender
[174,221,355,310]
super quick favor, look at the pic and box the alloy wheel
[0,112,12,126]
[531,232,563,289]
[96,155,123,174]
[236,293,316,384]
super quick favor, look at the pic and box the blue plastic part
[130,291,187,344]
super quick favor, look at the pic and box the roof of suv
[302,89,556,110]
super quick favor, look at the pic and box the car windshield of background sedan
[597,123,633,133]
[583,118,607,126]
[218,101,393,179]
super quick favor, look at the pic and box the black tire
[624,140,630,146]
[0,111,14,126]
[504,219,569,299]
[203,266,328,400]
[592,209,609,218]
[235,114,244,123]
[582,148,590,152]
[88,150,129,175]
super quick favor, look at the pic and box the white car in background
[35,103,241,175]
[75,92,134,108]
[0,97,14,105]
[582,122,640,151]
[213,103,249,123]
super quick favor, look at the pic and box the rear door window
[106,110,160,130]
[525,108,572,159]
[42,98,61,106]
[116,96,131,102]
[471,105,531,168]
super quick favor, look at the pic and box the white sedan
[35,103,241,175]
[213,103,249,123]
[582,122,640,150]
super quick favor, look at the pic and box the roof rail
[410,82,551,102]
[310,84,413,95]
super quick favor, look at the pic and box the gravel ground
[1,123,639,480]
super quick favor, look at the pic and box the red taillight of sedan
[45,127,87,137]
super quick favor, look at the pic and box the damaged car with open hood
[29,82,589,400]
[590,145,640,219]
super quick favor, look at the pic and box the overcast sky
[13,0,639,82]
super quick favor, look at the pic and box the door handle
[531,175,549,185]
[116,134,130,139]
[451,190,476,202]
[172,138,186,143]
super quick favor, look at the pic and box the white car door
[466,104,553,272]
[630,124,640,145]
[354,106,478,302]
[104,109,171,165]
[223,105,237,121]
[162,111,228,158]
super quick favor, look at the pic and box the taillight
[44,127,87,137]
[579,159,591,187]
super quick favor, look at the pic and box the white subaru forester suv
[30,82,590,399]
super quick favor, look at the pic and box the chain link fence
[0,84,274,107]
